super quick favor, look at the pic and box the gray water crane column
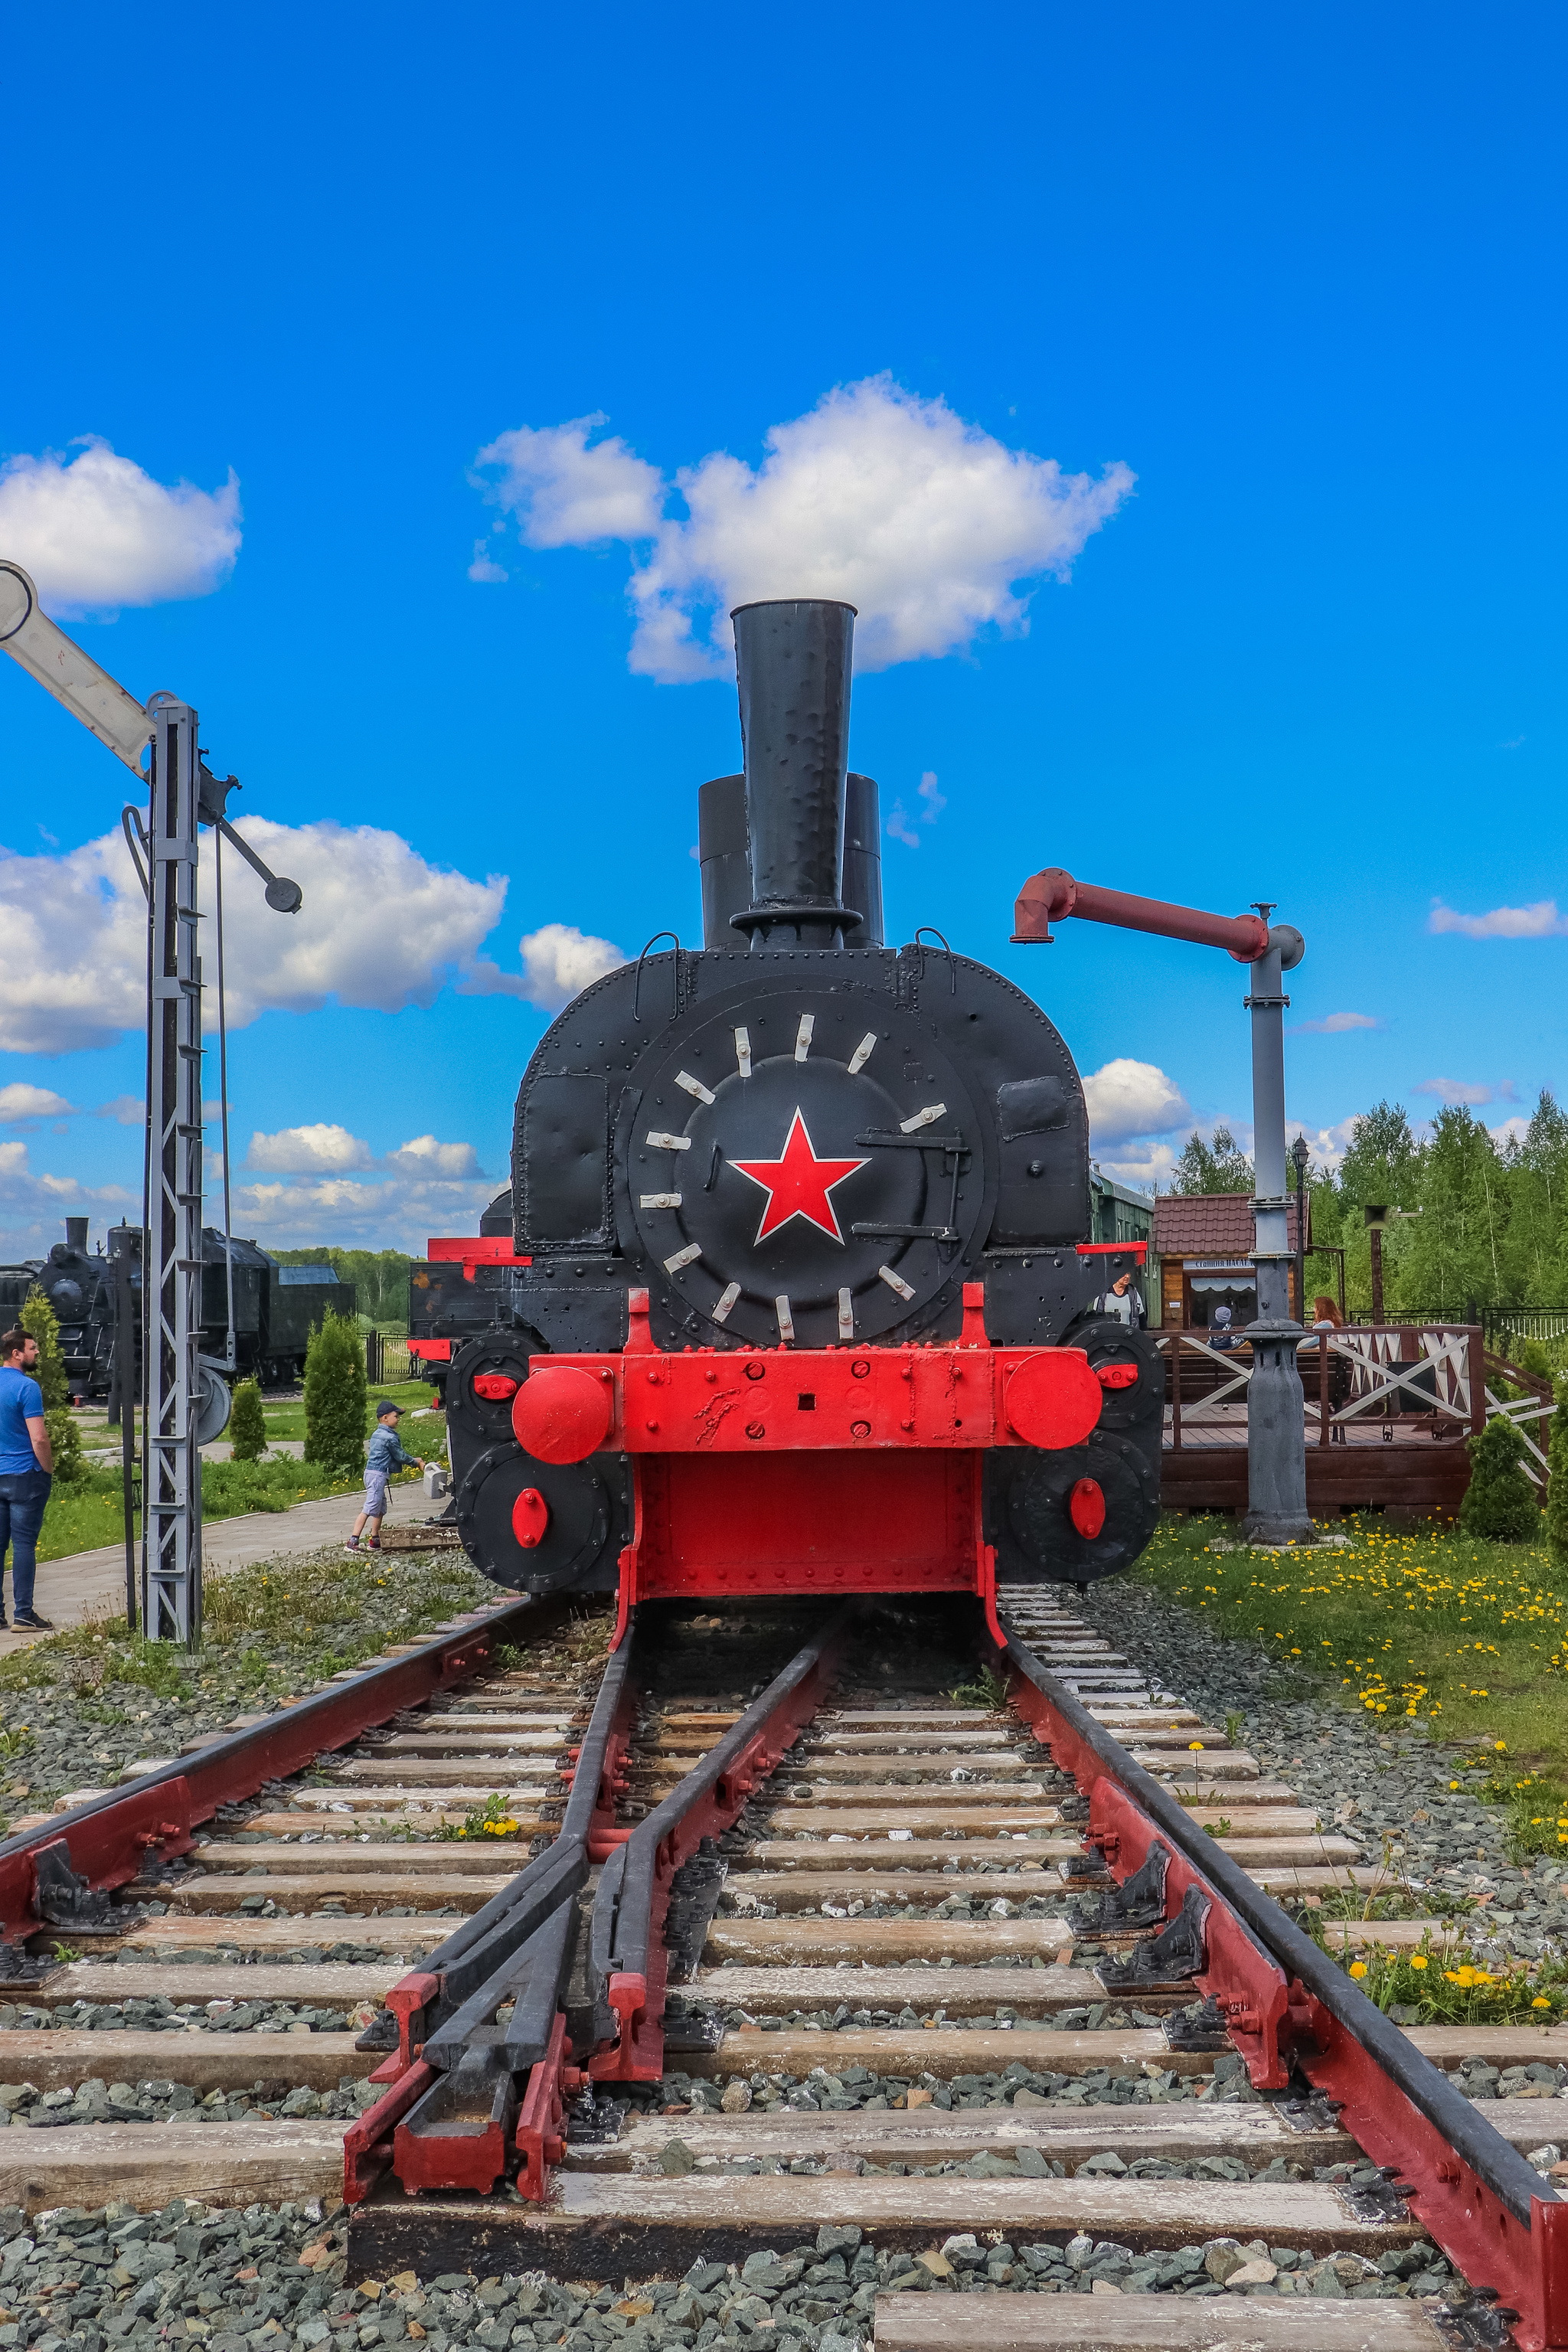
[1011,864,1313,1547]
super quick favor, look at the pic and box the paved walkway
[1,1481,445,1659]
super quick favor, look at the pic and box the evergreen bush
[1459,1413,1540,1544]
[1547,1376,1568,1570]
[19,1284,85,1485]
[230,1377,266,1463]
[303,1309,368,1479]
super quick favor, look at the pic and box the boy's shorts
[362,1473,390,1519]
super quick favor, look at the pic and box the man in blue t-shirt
[0,1325,54,1630]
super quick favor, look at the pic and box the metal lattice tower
[142,697,205,1643]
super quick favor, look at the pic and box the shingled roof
[1153,1192,1308,1256]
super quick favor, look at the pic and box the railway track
[5,1588,1568,2350]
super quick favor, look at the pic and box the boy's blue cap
[375,1399,401,1418]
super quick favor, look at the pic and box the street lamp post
[1292,1133,1311,1327]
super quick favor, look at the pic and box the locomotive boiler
[442,599,1162,1631]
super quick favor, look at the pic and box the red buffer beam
[1013,867,1270,963]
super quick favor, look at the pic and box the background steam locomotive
[424,598,1163,1615]
[0,1218,354,1398]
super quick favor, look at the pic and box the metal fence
[364,1331,422,1384]
[1377,1307,1568,1370]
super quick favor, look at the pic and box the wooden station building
[1151,1191,1310,1329]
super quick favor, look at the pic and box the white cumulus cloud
[1093,1140,1178,1193]
[387,1135,484,1178]
[247,1123,374,1174]
[0,437,241,614]
[1416,1077,1516,1106]
[0,818,510,1054]
[0,1083,75,1125]
[472,377,1134,684]
[1289,1011,1378,1035]
[1082,1058,1192,1145]
[230,1172,495,1257]
[1429,899,1568,939]
[467,922,628,1012]
[0,1145,139,1259]
[887,769,947,851]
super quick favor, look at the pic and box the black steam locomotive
[0,1220,355,1397]
[433,599,1161,1622]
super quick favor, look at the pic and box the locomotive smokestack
[730,599,861,949]
[697,774,750,949]
[64,1217,89,1252]
[842,773,884,948]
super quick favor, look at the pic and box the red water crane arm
[1012,867,1270,964]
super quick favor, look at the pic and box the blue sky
[1,2,1563,1256]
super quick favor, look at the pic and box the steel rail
[586,1600,856,2082]
[1001,1622,1568,2349]
[0,1593,550,1945]
[345,1615,639,2201]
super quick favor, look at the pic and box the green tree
[1547,1377,1568,1570]
[1337,1100,1423,1212]
[229,1377,266,1463]
[1168,1125,1253,1194]
[273,1246,412,1328]
[1501,1092,1568,1305]
[1399,1108,1509,1312]
[1459,1413,1540,1543]
[18,1285,85,1485]
[302,1309,368,1478]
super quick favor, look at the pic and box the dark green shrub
[1547,1377,1568,1571]
[1460,1413,1541,1543]
[19,1284,85,1485]
[302,1310,368,1479]
[229,1378,266,1463]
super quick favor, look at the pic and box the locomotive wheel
[1058,1313,1163,1434]
[454,1442,622,1596]
[1004,1429,1162,1583]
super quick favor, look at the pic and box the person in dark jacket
[345,1400,425,1556]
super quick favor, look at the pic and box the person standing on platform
[0,1325,54,1630]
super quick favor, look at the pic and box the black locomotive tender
[437,598,1161,1603]
[0,1218,354,1397]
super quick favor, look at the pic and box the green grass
[34,1455,426,1563]
[0,1544,486,1697]
[1138,1511,1568,1788]
[257,1382,442,1446]
[36,1380,443,1563]
[1324,1936,1568,2026]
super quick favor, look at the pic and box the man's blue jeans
[0,1466,51,1619]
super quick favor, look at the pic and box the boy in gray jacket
[346,1400,426,1555]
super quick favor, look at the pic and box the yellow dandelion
[1348,1960,1367,1978]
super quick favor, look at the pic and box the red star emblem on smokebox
[731,1109,870,1246]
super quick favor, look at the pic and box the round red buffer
[1004,1350,1102,1450]
[1068,1476,1106,1539]
[512,1487,550,1549]
[511,1366,614,1464]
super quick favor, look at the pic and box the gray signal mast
[0,561,302,1645]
